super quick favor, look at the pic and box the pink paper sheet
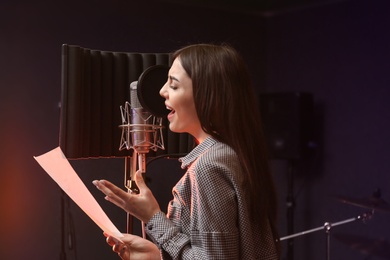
[34,147,124,240]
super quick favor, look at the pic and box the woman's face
[160,58,206,142]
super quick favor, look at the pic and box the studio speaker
[259,92,313,160]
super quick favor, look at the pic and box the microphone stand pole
[125,151,147,238]
[124,154,137,234]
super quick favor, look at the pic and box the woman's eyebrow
[169,75,180,82]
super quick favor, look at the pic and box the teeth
[166,106,173,110]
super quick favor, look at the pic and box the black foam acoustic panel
[60,44,194,159]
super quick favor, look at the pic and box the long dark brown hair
[172,43,278,235]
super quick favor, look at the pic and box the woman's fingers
[93,179,129,209]
[134,170,147,193]
[93,180,123,197]
[94,173,160,222]
[105,233,121,247]
[113,243,126,253]
[105,234,128,259]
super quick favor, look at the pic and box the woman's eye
[170,85,178,90]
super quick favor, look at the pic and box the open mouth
[166,105,175,119]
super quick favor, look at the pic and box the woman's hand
[93,170,160,223]
[104,232,160,260]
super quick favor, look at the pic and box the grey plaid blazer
[146,137,279,259]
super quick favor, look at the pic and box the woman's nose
[159,82,168,98]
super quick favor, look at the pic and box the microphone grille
[130,81,142,109]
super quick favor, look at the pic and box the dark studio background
[1,0,389,259]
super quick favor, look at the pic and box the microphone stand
[119,98,165,238]
[59,189,76,260]
[124,151,147,239]
[124,155,135,235]
[279,211,373,260]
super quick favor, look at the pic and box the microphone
[130,80,154,157]
[119,81,163,193]
[119,65,168,193]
